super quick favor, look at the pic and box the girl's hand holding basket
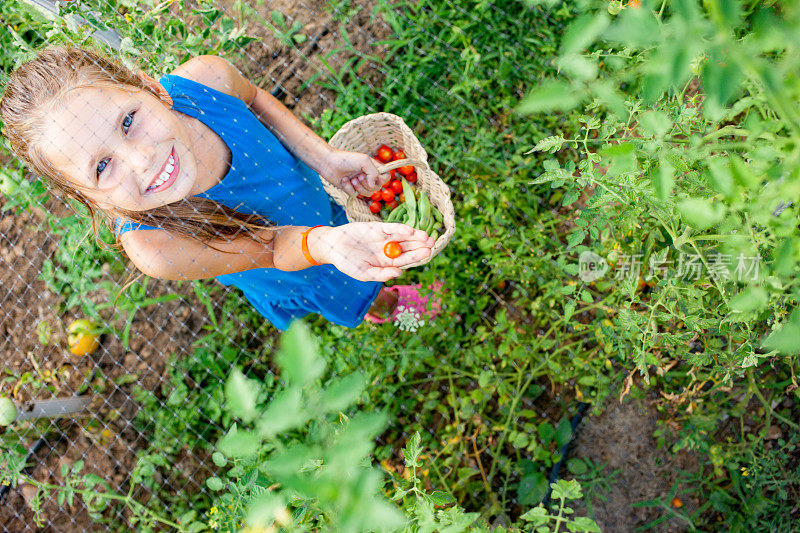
[321,113,456,269]
[319,149,388,197]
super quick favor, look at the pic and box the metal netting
[0,2,592,529]
[2,0,797,531]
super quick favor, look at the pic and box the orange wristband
[301,225,324,266]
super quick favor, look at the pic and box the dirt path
[567,394,702,533]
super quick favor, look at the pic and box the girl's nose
[119,141,158,178]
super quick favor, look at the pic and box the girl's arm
[175,55,386,195]
[246,86,387,195]
[120,223,433,282]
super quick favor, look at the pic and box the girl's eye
[96,110,137,180]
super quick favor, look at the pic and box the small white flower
[394,306,426,332]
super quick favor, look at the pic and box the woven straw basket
[321,112,456,269]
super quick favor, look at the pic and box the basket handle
[375,158,427,174]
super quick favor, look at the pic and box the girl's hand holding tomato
[320,148,390,197]
[308,222,434,282]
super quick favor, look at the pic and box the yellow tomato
[67,318,101,356]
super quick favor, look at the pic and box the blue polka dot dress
[117,74,382,330]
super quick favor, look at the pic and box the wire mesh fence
[2,0,798,531]
[0,1,593,530]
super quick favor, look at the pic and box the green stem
[553,496,566,532]
[747,369,800,432]
[23,476,186,531]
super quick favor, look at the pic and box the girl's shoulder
[167,56,256,107]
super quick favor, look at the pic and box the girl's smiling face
[40,79,201,212]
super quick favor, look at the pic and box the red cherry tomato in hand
[376,145,394,163]
[381,188,395,202]
[389,169,396,179]
[370,191,382,202]
[390,180,403,194]
[369,201,382,214]
[387,199,400,210]
[384,241,402,259]
[405,170,418,183]
[393,149,406,161]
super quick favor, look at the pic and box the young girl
[0,46,442,331]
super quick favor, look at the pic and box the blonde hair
[0,45,269,249]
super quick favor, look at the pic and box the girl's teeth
[148,152,176,191]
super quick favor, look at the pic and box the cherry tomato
[376,145,394,163]
[390,180,403,194]
[381,188,395,202]
[393,149,407,161]
[399,193,406,203]
[405,170,418,183]
[369,201,382,214]
[389,169,396,179]
[387,199,399,210]
[398,165,415,176]
[370,191,382,202]
[384,241,402,259]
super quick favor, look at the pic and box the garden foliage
[0,0,798,531]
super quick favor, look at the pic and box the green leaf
[603,7,661,46]
[225,368,260,424]
[206,477,224,491]
[707,157,735,199]
[677,198,724,230]
[567,229,586,249]
[592,81,627,120]
[761,308,800,355]
[518,472,549,506]
[569,516,602,532]
[558,54,599,81]
[774,239,797,276]
[211,452,227,468]
[531,135,566,154]
[270,10,285,27]
[277,321,325,387]
[638,110,671,139]
[320,373,365,414]
[538,422,555,445]
[703,46,743,120]
[428,491,456,507]
[256,388,303,437]
[600,141,637,175]
[359,498,406,532]
[555,417,573,448]
[650,159,674,202]
[217,425,262,458]
[403,431,422,467]
[518,81,581,114]
[246,493,285,526]
[561,13,610,55]
[550,479,583,500]
[729,155,759,189]
[520,506,548,525]
[566,458,588,475]
[729,287,768,315]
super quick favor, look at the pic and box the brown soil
[176,0,393,117]
[566,394,702,533]
[0,195,220,531]
[0,2,393,531]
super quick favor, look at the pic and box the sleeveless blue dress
[117,74,382,330]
